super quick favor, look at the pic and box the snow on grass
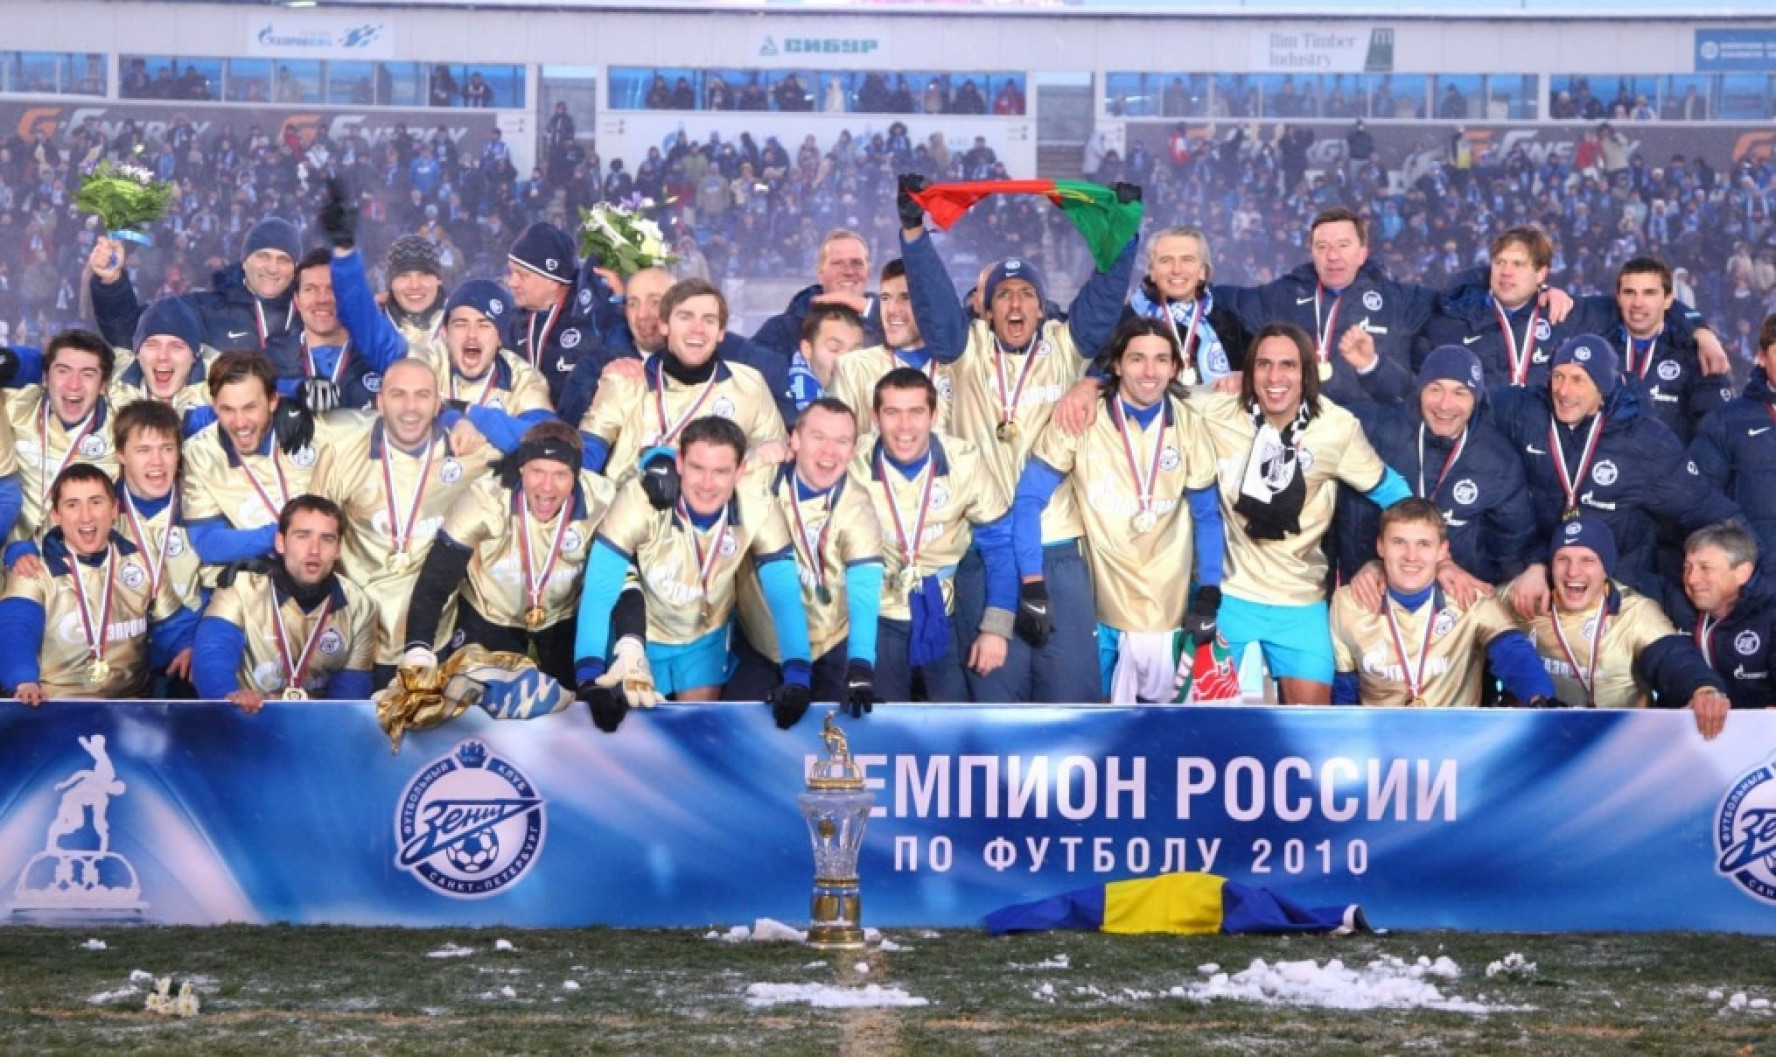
[494,939,515,952]
[706,918,809,943]
[744,982,929,1009]
[87,986,140,1005]
[1173,955,1518,1014]
[426,943,476,959]
[561,981,580,992]
[80,939,107,951]
[1013,953,1071,971]
[1485,952,1537,978]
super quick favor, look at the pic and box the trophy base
[806,924,868,950]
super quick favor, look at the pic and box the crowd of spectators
[637,71,1025,116]
[3,102,1775,372]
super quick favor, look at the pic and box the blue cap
[983,257,1046,311]
[1551,515,1617,578]
[240,217,301,263]
[1416,344,1486,402]
[507,222,576,284]
[134,296,205,355]
[444,278,513,327]
[1551,333,1620,400]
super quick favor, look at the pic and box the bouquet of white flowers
[75,157,174,244]
[577,196,677,276]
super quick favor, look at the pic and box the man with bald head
[308,357,504,685]
[752,228,887,358]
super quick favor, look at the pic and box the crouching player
[1331,498,1556,706]
[1012,318,1224,703]
[0,464,199,702]
[573,417,815,729]
[191,495,375,711]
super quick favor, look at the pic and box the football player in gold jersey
[1331,498,1555,707]
[1519,516,1727,721]
[192,494,375,711]
[829,258,957,433]
[111,401,204,694]
[1,464,199,702]
[6,330,118,571]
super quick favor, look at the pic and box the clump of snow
[426,943,476,959]
[1707,989,1724,1001]
[500,986,517,999]
[128,970,154,983]
[88,986,139,1005]
[1485,952,1537,979]
[1752,998,1771,1010]
[562,981,580,992]
[876,938,908,952]
[1197,963,1220,974]
[917,930,941,939]
[494,939,516,952]
[708,919,810,943]
[1014,953,1070,971]
[1032,982,1055,1002]
[854,962,871,975]
[1178,956,1515,1013]
[745,982,929,1008]
[1729,993,1749,1010]
[80,939,107,951]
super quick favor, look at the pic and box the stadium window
[609,67,696,110]
[225,58,272,103]
[120,55,215,100]
[1104,73,1157,117]
[1321,74,1369,119]
[1432,75,1480,121]
[378,62,427,107]
[1717,73,1775,121]
[1658,74,1710,120]
[1485,74,1539,120]
[987,74,1027,116]
[66,53,106,97]
[326,61,378,106]
[470,65,526,109]
[274,60,322,104]
[770,70,819,112]
[1257,74,1321,119]
[1210,74,1258,118]
[817,72,853,113]
[1369,74,1426,119]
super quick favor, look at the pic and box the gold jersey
[828,345,954,434]
[735,465,884,662]
[203,571,376,696]
[849,434,1009,622]
[1522,585,1676,709]
[441,471,617,631]
[6,388,114,547]
[309,420,501,665]
[1030,394,1218,632]
[1331,587,1520,706]
[107,348,217,424]
[1188,393,1390,608]
[595,477,797,645]
[181,421,323,532]
[946,319,1087,544]
[579,356,786,483]
[3,533,185,697]
[114,487,204,616]
[391,308,446,362]
[422,346,554,416]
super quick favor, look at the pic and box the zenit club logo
[396,740,545,898]
[1715,756,1776,904]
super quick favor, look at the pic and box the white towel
[1110,629,1186,704]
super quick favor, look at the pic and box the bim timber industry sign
[1249,26,1394,73]
[1,704,1774,932]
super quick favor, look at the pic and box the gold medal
[899,567,921,593]
[282,686,309,701]
[996,420,1018,444]
[390,551,413,573]
[815,585,833,606]
[1318,360,1333,381]
[1407,695,1427,708]
[1132,510,1158,534]
[701,601,716,622]
[86,658,111,685]
[1562,506,1580,522]
[524,606,547,630]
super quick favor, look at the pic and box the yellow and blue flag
[984,871,1367,936]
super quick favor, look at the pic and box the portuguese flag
[909,179,1143,271]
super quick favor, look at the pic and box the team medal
[1548,414,1605,526]
[270,586,337,705]
[518,487,573,633]
[1114,397,1167,536]
[815,585,834,606]
[786,473,841,610]
[1493,298,1541,386]
[1133,511,1159,534]
[652,356,720,448]
[679,498,730,626]
[1313,284,1342,385]
[996,421,1018,444]
[67,545,117,688]
[381,426,437,576]
[992,334,1040,446]
[1550,599,1608,708]
[1161,299,1204,388]
[282,686,309,701]
[1382,591,1438,707]
[1415,424,1469,501]
[36,401,103,514]
[1317,361,1333,381]
[876,443,937,604]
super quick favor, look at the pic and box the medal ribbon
[381,432,437,561]
[37,403,101,510]
[65,545,116,666]
[253,299,294,350]
[1624,330,1659,380]
[270,589,336,693]
[652,359,720,447]
[518,491,573,613]
[1550,599,1608,705]
[1493,298,1541,386]
[875,446,936,576]
[1112,399,1167,516]
[787,476,840,596]
[675,499,731,609]
[1382,594,1438,703]
[1161,300,1204,383]
[1695,613,1717,669]
[301,333,352,387]
[525,301,561,370]
[121,486,177,601]
[1313,284,1343,367]
[1415,425,1469,500]
[1548,414,1606,513]
[240,446,293,522]
[452,367,500,408]
[991,336,1042,430]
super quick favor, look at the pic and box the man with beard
[0,463,198,702]
[90,218,303,355]
[191,494,375,710]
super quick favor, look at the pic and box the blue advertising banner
[1696,29,1776,71]
[2,701,1773,932]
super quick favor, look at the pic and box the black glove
[1183,585,1220,644]
[639,449,680,512]
[319,176,358,250]
[768,682,812,730]
[272,399,315,456]
[1113,181,1142,205]
[844,660,877,718]
[299,377,340,415]
[1015,580,1053,648]
[217,557,272,589]
[0,347,18,386]
[897,174,930,229]
[442,398,469,414]
[579,680,630,733]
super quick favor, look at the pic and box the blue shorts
[647,627,735,697]
[1217,594,1333,685]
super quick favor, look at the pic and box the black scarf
[1233,401,1314,541]
[270,561,337,613]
